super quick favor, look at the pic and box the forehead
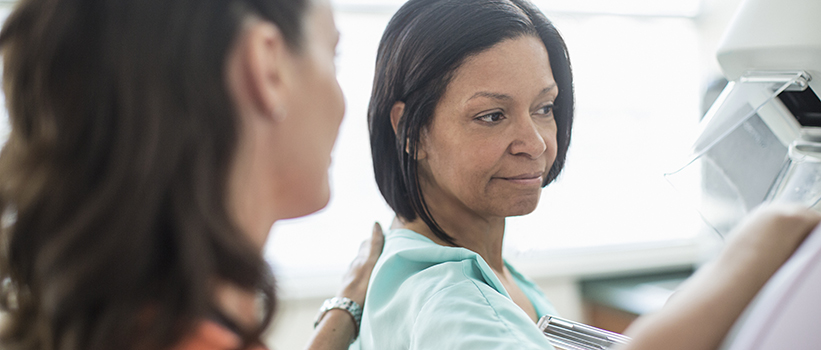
[445,35,556,101]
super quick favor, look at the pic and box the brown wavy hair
[0,0,307,349]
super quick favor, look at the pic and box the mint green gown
[350,228,557,350]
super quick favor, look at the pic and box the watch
[313,296,363,336]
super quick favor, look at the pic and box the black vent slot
[778,86,821,127]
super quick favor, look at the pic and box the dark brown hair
[0,0,307,349]
[369,0,574,244]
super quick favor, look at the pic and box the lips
[497,172,543,181]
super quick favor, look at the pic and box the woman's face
[274,0,345,217]
[417,35,558,220]
[225,0,342,241]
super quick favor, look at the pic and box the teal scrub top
[350,228,557,350]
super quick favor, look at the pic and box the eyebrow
[466,83,558,102]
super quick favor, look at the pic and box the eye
[535,103,554,116]
[476,111,505,124]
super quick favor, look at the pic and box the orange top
[172,321,268,350]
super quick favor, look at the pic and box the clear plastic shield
[665,72,808,237]
[770,137,821,209]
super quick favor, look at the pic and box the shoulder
[364,234,491,323]
[366,229,498,306]
[357,229,554,350]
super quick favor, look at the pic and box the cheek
[328,80,345,131]
[543,130,559,173]
[314,59,345,138]
[441,140,506,196]
[429,135,498,175]
[547,135,558,160]
[294,58,344,144]
[289,76,341,207]
[541,121,559,156]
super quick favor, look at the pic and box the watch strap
[313,296,363,336]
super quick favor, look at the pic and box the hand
[337,222,384,306]
[305,223,385,350]
[623,203,821,350]
[720,203,821,279]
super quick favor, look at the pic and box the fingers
[754,203,821,220]
[748,204,821,239]
[349,222,386,268]
[337,222,387,306]
[725,204,821,271]
[355,222,385,260]
[369,222,385,258]
[772,204,821,226]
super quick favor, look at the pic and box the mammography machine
[538,0,820,348]
[665,0,821,348]
[666,0,821,236]
[540,0,821,348]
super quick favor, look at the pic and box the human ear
[238,21,289,121]
[390,101,405,135]
[389,101,426,159]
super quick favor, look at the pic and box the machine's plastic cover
[665,75,805,237]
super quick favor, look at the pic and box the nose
[508,114,546,159]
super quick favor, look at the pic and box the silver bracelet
[313,297,363,337]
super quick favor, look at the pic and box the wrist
[315,310,357,343]
[337,287,366,307]
[313,297,362,341]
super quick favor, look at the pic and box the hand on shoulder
[338,222,385,306]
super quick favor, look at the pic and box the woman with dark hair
[359,0,821,349]
[0,0,380,349]
[359,0,571,348]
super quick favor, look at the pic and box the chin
[505,206,539,217]
[282,183,331,219]
[502,196,541,217]
[308,187,332,214]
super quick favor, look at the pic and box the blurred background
[0,0,747,348]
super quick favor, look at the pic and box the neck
[399,171,509,271]
[227,116,279,251]
[228,183,275,250]
[219,123,274,331]
[397,209,507,273]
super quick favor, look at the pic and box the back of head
[368,0,574,244]
[0,0,306,349]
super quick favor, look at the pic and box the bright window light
[331,0,703,17]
